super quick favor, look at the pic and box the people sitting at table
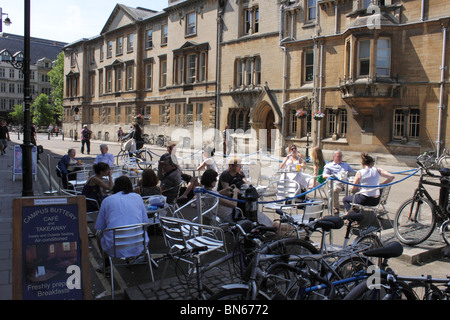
[82,162,114,212]
[322,149,355,215]
[280,144,306,171]
[134,168,161,196]
[342,153,394,213]
[95,176,149,276]
[179,145,218,201]
[56,148,80,189]
[309,146,327,188]
[158,153,182,204]
[94,144,115,167]
[201,169,274,227]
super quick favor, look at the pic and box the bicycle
[156,134,169,147]
[343,241,421,300]
[275,208,382,254]
[394,153,450,245]
[210,215,377,300]
[420,148,450,169]
[157,219,319,299]
[116,137,153,170]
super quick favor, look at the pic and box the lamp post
[0,7,12,33]
[0,2,33,196]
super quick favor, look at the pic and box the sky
[1,0,166,44]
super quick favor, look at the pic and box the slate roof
[0,33,67,64]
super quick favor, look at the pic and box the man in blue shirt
[323,149,355,215]
[94,144,115,167]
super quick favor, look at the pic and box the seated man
[94,144,115,167]
[322,149,355,215]
[159,153,182,204]
[95,176,149,275]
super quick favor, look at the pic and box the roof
[0,33,67,64]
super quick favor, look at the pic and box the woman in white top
[280,144,306,170]
[343,153,394,212]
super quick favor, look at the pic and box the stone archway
[250,101,281,152]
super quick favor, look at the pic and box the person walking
[81,124,91,154]
[223,125,232,158]
[0,120,10,155]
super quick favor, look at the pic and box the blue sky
[1,0,166,43]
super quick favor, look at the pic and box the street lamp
[0,2,33,196]
[0,7,12,33]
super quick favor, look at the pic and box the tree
[9,104,24,124]
[48,51,64,123]
[32,94,53,127]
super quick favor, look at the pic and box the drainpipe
[317,42,324,146]
[280,4,287,155]
[437,24,447,156]
[215,9,223,131]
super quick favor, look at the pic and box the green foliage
[48,51,64,121]
[31,94,54,127]
[9,104,24,124]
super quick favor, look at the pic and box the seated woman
[82,162,114,212]
[280,144,306,171]
[342,153,395,213]
[95,176,149,275]
[56,148,79,189]
[201,169,274,227]
[133,168,161,196]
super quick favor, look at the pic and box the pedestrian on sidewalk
[0,120,10,155]
[81,124,91,154]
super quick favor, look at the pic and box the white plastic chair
[262,179,301,215]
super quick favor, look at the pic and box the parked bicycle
[156,134,170,147]
[394,153,450,245]
[116,137,153,170]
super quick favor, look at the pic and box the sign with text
[12,196,92,300]
[13,145,37,181]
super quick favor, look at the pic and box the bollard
[195,186,203,235]
[44,153,58,195]
[243,185,259,223]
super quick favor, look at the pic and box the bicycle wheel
[353,234,383,266]
[408,282,444,300]
[343,278,417,300]
[116,150,126,166]
[264,262,334,300]
[260,238,319,266]
[327,255,373,299]
[441,219,450,246]
[394,197,436,245]
[136,149,153,170]
[208,287,270,300]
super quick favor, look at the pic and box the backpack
[82,128,91,140]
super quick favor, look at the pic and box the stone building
[62,0,450,157]
[0,33,66,121]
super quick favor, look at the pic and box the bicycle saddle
[363,241,403,258]
[439,168,450,176]
[312,215,344,231]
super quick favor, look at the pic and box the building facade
[62,0,450,157]
[0,33,66,121]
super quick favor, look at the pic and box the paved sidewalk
[0,141,47,300]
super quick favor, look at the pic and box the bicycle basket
[124,139,136,152]
[352,210,381,236]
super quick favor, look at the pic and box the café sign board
[12,196,91,300]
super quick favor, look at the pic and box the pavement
[0,132,449,301]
